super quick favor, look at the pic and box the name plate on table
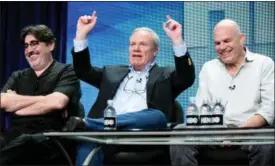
[186,115,200,126]
[200,115,223,125]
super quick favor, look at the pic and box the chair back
[168,100,184,129]
[174,100,183,123]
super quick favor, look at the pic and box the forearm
[15,101,58,116]
[15,92,68,116]
[175,53,195,86]
[239,114,267,128]
[1,94,43,112]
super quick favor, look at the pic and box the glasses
[24,40,40,49]
[123,75,147,94]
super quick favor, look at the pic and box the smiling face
[214,22,245,65]
[24,34,54,71]
[129,30,158,71]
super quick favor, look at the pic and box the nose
[133,44,141,51]
[24,46,34,56]
[219,42,226,50]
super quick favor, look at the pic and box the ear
[48,41,55,52]
[240,33,246,46]
[153,48,158,57]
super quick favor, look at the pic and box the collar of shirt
[129,61,156,73]
[244,47,255,62]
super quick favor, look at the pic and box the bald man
[170,19,274,166]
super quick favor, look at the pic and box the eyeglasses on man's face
[123,76,147,94]
[24,40,40,49]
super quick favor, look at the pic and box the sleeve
[73,39,88,52]
[53,65,81,103]
[195,63,212,107]
[255,57,274,126]
[1,71,19,93]
[71,47,103,88]
[171,50,195,97]
[173,43,187,57]
[1,71,19,132]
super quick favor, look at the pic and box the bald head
[213,19,246,65]
[214,19,241,36]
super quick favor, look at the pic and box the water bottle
[199,101,213,126]
[212,101,225,127]
[104,100,117,130]
[186,97,199,126]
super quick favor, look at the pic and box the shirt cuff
[173,43,187,57]
[73,39,88,52]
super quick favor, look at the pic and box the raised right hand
[75,11,97,40]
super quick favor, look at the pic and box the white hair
[130,27,160,49]
[214,19,241,35]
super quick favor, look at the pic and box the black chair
[0,102,85,166]
[104,101,184,166]
[39,102,85,166]
[60,102,85,165]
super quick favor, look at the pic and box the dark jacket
[72,47,195,121]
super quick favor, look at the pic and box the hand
[0,93,16,111]
[75,11,98,40]
[163,15,183,46]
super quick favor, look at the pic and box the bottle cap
[107,100,113,105]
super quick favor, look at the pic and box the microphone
[136,78,142,83]
[229,85,236,90]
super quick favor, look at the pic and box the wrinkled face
[129,31,158,71]
[214,25,245,65]
[24,35,54,70]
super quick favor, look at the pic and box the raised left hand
[163,15,184,45]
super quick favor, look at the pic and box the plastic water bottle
[186,97,199,126]
[104,100,117,130]
[199,102,212,126]
[212,101,225,127]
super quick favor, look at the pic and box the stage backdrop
[66,2,274,118]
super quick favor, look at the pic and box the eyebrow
[24,40,39,44]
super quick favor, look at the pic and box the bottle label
[199,114,223,125]
[186,115,200,126]
[211,114,223,125]
[199,115,213,125]
[104,117,116,130]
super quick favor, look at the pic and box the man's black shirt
[1,60,81,136]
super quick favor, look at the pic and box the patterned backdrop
[66,2,274,119]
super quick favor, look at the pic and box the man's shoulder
[250,52,274,64]
[160,65,174,72]
[104,65,128,70]
[11,68,33,77]
[54,61,73,68]
[52,61,74,72]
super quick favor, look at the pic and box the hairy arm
[1,93,43,112]
[15,92,69,116]
[239,114,267,128]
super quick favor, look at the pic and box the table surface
[43,127,275,145]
